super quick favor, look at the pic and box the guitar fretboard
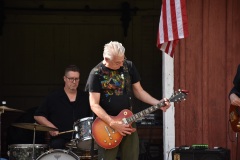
[123,90,187,124]
[125,101,165,124]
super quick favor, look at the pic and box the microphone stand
[32,124,37,160]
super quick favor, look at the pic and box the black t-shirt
[85,60,141,116]
[34,89,91,139]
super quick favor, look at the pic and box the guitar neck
[122,89,188,124]
[125,101,165,124]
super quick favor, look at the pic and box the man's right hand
[109,120,136,136]
[49,130,59,136]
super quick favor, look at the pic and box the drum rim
[66,146,98,151]
[8,144,48,148]
[77,137,92,141]
[76,117,93,123]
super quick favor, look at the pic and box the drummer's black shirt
[34,89,91,139]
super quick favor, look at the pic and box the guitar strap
[123,60,133,111]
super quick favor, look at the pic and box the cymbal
[0,106,25,113]
[11,123,58,131]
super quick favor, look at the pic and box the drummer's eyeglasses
[65,76,80,82]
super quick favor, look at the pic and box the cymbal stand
[0,101,7,159]
[32,125,36,160]
[0,109,3,159]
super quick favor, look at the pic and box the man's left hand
[161,98,171,112]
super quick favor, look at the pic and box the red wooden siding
[175,0,240,160]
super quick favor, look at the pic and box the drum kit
[0,103,98,160]
[0,103,25,160]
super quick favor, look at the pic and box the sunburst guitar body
[92,109,133,149]
[229,104,240,132]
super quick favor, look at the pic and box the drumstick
[58,130,75,135]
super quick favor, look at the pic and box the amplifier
[172,148,230,160]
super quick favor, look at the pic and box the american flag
[157,0,189,57]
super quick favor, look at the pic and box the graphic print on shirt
[100,69,125,97]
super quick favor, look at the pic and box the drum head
[36,149,79,160]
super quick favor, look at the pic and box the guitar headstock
[169,89,189,103]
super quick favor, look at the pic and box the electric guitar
[229,104,240,132]
[92,89,189,149]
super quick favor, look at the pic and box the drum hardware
[0,106,25,113]
[65,142,98,160]
[0,101,25,159]
[72,117,98,160]
[66,139,77,147]
[73,117,98,151]
[11,123,58,160]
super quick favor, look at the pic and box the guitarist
[85,41,171,160]
[230,64,240,107]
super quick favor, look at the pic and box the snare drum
[73,117,98,150]
[8,144,48,160]
[36,149,79,160]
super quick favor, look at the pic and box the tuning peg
[179,89,189,94]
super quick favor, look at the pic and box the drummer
[34,64,92,149]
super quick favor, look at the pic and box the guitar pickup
[122,118,128,124]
